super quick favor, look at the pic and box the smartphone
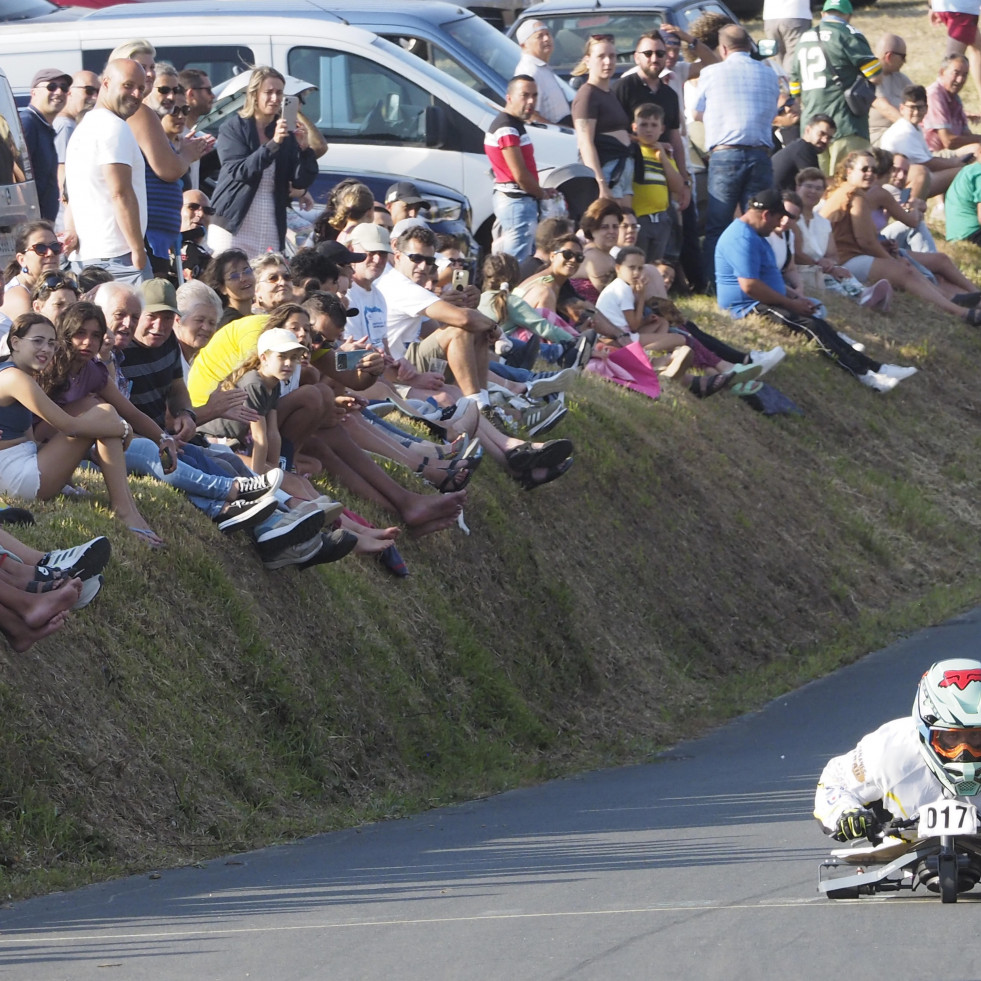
[335,349,371,371]
[282,95,299,131]
[451,268,470,291]
[899,187,911,204]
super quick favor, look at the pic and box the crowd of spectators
[1,1,980,651]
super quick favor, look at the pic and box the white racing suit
[814,716,977,837]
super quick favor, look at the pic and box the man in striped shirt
[484,76,549,262]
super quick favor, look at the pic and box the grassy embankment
[3,0,981,901]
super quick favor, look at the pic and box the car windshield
[440,13,523,88]
[533,3,729,75]
[0,0,57,19]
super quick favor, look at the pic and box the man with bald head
[66,59,151,284]
[869,33,912,144]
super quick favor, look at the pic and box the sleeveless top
[0,362,34,440]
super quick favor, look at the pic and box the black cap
[747,188,789,216]
[315,240,367,265]
[385,181,430,208]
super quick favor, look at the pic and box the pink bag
[585,341,660,400]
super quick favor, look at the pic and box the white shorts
[0,441,41,499]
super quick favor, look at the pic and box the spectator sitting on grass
[0,312,163,543]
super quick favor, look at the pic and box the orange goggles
[931,728,981,760]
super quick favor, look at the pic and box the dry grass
[4,0,981,900]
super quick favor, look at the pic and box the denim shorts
[602,155,635,199]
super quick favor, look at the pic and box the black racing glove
[833,807,876,841]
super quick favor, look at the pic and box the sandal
[26,578,67,594]
[33,565,73,584]
[129,527,165,548]
[504,438,573,473]
[730,380,764,397]
[689,372,732,399]
[416,456,479,494]
[515,456,574,491]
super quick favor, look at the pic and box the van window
[83,45,256,87]
[289,46,433,144]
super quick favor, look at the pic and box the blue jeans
[125,437,233,519]
[702,147,773,283]
[493,191,538,262]
[72,251,151,285]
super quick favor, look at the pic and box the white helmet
[914,658,981,797]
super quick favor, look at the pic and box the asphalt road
[5,610,981,980]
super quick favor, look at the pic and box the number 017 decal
[917,800,979,837]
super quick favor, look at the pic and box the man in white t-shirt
[377,223,498,403]
[513,20,572,125]
[66,59,150,284]
[881,83,965,198]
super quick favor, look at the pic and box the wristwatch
[686,40,697,52]
[179,408,198,424]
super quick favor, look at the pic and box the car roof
[517,0,707,13]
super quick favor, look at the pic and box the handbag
[812,35,876,117]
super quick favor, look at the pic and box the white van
[0,0,583,245]
[0,67,40,267]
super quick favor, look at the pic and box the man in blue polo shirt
[20,68,72,221]
[715,188,917,392]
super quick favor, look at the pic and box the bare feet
[351,531,397,554]
[4,609,71,652]
[402,490,466,536]
[22,578,82,629]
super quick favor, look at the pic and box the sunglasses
[554,248,585,262]
[44,82,69,93]
[167,104,192,117]
[32,273,78,298]
[638,48,667,58]
[186,202,216,215]
[156,85,185,96]
[225,268,254,282]
[448,258,469,268]
[405,253,438,268]
[25,240,64,256]
[259,271,292,284]
[73,84,99,96]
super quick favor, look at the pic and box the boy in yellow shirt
[631,103,684,262]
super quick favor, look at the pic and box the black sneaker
[214,494,279,533]
[296,529,358,570]
[234,470,284,501]
[254,510,325,560]
[40,536,111,580]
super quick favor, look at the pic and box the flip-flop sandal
[689,373,731,399]
[730,380,764,397]
[729,361,763,384]
[129,527,165,548]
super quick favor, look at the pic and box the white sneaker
[859,370,899,393]
[262,535,324,570]
[877,364,918,381]
[748,346,786,376]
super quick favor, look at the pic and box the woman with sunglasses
[143,65,191,280]
[823,151,980,323]
[1,221,65,323]
[571,34,634,204]
[0,312,162,544]
[208,66,318,257]
[31,274,80,325]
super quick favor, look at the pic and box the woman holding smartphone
[208,67,318,256]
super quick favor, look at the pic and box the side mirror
[425,105,447,148]
[756,38,778,59]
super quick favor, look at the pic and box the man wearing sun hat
[514,19,571,125]
[20,68,73,220]
[790,0,882,174]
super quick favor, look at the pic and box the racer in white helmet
[815,658,981,841]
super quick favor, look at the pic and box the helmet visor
[931,728,981,761]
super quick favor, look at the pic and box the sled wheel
[939,854,958,904]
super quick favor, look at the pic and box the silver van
[0,67,39,267]
[0,0,582,246]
